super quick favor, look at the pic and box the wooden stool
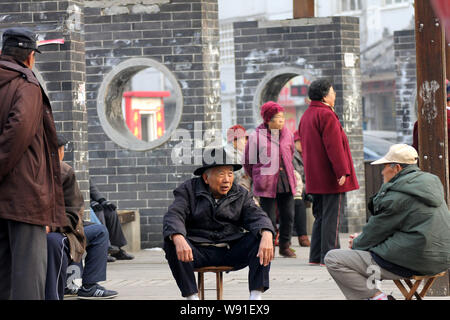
[393,271,447,300]
[194,266,233,300]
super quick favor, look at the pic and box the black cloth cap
[57,134,69,147]
[193,147,242,176]
[2,27,41,53]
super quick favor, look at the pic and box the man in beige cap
[324,144,450,300]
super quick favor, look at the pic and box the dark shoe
[387,295,396,300]
[111,249,134,260]
[78,284,118,300]
[64,286,79,297]
[107,255,116,263]
[108,245,120,255]
[279,242,297,258]
[298,235,311,247]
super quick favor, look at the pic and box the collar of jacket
[256,122,288,142]
[377,164,420,196]
[309,100,335,111]
[0,56,39,87]
[388,164,419,184]
[194,177,240,202]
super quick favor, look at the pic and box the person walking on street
[0,28,66,299]
[298,79,359,265]
[244,101,297,258]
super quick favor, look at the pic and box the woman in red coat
[298,79,359,265]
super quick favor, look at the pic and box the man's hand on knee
[257,230,273,266]
[172,234,194,263]
[348,233,359,249]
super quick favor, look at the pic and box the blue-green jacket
[353,165,450,275]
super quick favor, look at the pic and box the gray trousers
[0,218,47,300]
[324,249,403,300]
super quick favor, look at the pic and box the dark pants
[45,233,70,300]
[260,193,294,245]
[309,193,344,264]
[82,223,109,284]
[94,207,127,248]
[164,232,270,297]
[0,218,47,300]
[45,224,109,300]
[293,198,307,236]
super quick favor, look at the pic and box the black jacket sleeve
[162,182,190,240]
[90,178,105,202]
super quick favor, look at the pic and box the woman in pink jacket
[244,101,297,258]
[298,79,359,265]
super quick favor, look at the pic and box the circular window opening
[254,68,313,133]
[97,58,183,151]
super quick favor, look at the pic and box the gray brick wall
[233,17,366,232]
[84,0,221,248]
[394,29,417,142]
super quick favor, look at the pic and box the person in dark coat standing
[163,148,275,300]
[244,101,297,258]
[0,28,66,300]
[298,79,359,265]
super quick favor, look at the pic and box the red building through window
[123,91,170,141]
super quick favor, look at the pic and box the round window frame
[253,67,315,123]
[97,58,183,151]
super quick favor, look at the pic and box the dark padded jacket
[163,177,275,244]
[353,165,450,275]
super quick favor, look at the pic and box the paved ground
[80,233,450,301]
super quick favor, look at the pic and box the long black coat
[163,177,274,244]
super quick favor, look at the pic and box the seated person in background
[163,148,275,300]
[90,179,134,261]
[324,144,450,300]
[45,134,118,300]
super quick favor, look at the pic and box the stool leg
[404,279,422,300]
[198,272,204,300]
[216,272,223,300]
[419,277,438,299]
[394,280,414,300]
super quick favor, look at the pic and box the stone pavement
[91,234,449,300]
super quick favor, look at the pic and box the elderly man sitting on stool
[324,144,450,300]
[163,148,275,300]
